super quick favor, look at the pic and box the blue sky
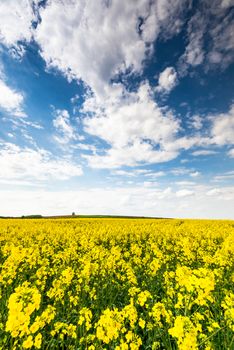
[0,0,234,218]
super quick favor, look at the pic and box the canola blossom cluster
[0,218,233,349]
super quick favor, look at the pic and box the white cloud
[156,67,178,93]
[227,149,234,158]
[221,0,234,8]
[192,149,217,156]
[34,0,190,167]
[190,115,203,130]
[0,0,37,50]
[0,78,25,116]
[1,0,233,173]
[82,82,192,168]
[35,1,147,96]
[171,167,192,176]
[176,189,194,197]
[83,142,179,169]
[35,0,188,97]
[207,9,234,69]
[81,82,208,169]
[1,114,43,147]
[84,85,179,148]
[0,142,83,182]
[145,171,166,178]
[71,143,97,152]
[169,168,201,178]
[206,188,221,196]
[135,169,152,175]
[180,0,234,72]
[213,171,234,182]
[210,104,234,145]
[53,109,77,144]
[1,0,199,170]
[111,169,161,177]
[143,181,158,188]
[190,171,200,178]
[5,116,43,130]
[183,11,205,67]
[2,0,232,76]
[111,170,137,177]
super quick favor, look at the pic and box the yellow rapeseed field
[0,218,233,350]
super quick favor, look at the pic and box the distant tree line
[21,215,43,219]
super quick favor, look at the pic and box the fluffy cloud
[182,11,205,67]
[82,82,192,168]
[53,109,77,144]
[35,0,148,96]
[0,0,189,88]
[213,171,234,182]
[190,171,200,178]
[207,6,234,69]
[227,148,234,158]
[1,0,233,172]
[2,0,232,76]
[145,171,166,178]
[176,189,194,197]
[35,0,188,96]
[180,0,234,72]
[0,0,194,169]
[84,83,180,148]
[111,169,152,177]
[170,167,200,177]
[0,78,25,116]
[210,104,234,145]
[206,188,221,196]
[156,67,178,93]
[0,142,83,181]
[192,149,217,156]
[0,0,37,52]
[189,115,203,130]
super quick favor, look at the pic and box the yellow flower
[169,316,200,350]
[138,318,145,329]
[0,217,233,349]
[22,335,34,349]
[137,290,151,307]
[34,333,42,349]
[96,308,123,344]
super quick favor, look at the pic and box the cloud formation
[210,104,234,145]
[0,0,37,55]
[156,67,178,93]
[180,0,234,72]
[0,1,232,167]
[227,148,234,158]
[192,150,218,156]
[34,0,189,97]
[82,82,186,168]
[0,142,83,182]
[0,78,25,117]
[53,109,77,145]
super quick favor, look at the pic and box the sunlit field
[0,218,233,349]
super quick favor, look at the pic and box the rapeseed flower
[0,218,233,349]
